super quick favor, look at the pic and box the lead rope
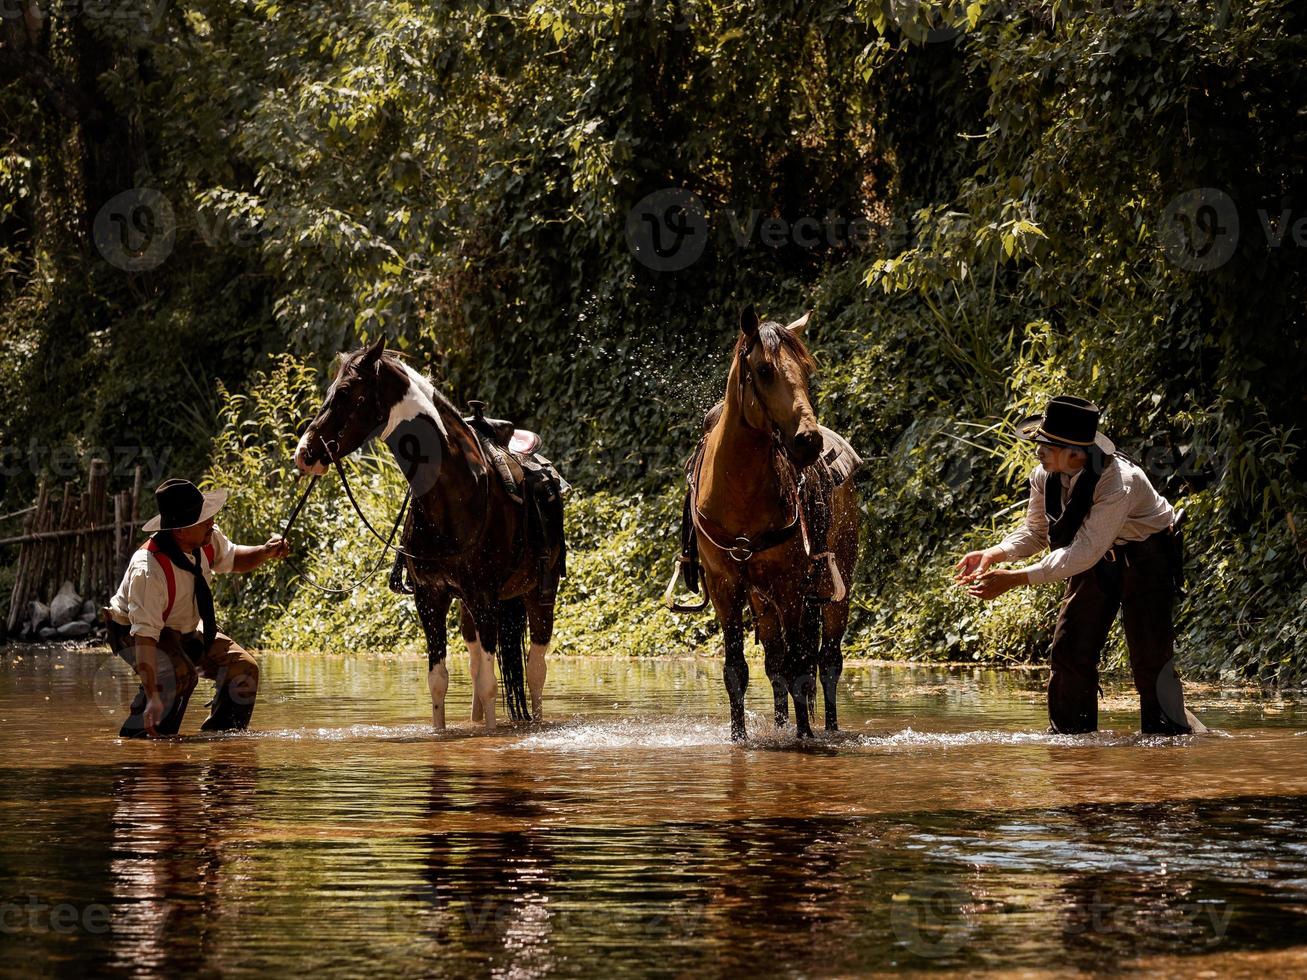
[279,468,413,596]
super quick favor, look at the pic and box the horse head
[294,338,412,474]
[735,305,822,467]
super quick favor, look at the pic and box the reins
[279,417,498,594]
[278,463,412,595]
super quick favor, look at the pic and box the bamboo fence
[3,462,147,634]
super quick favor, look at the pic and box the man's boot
[200,686,254,732]
[201,670,257,732]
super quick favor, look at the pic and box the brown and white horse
[693,307,860,740]
[294,339,563,730]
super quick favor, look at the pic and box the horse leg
[760,630,789,729]
[819,599,850,732]
[707,575,748,741]
[787,603,822,740]
[415,586,452,729]
[772,684,789,728]
[820,479,859,733]
[789,665,817,739]
[524,590,554,722]
[469,601,500,731]
[459,604,485,722]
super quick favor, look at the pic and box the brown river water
[3,646,1307,978]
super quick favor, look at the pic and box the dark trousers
[103,613,260,737]
[1047,530,1191,735]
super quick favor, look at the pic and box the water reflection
[107,754,261,975]
[3,648,1307,975]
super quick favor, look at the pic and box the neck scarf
[152,530,217,648]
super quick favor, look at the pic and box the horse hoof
[730,724,747,742]
[825,721,839,733]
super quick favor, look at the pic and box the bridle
[687,337,809,564]
[734,337,773,436]
[282,380,493,592]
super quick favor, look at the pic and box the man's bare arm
[229,536,292,573]
[131,635,166,735]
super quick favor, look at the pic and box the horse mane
[734,319,817,376]
[379,350,462,419]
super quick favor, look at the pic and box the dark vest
[1043,451,1116,549]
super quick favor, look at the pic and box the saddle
[466,400,543,458]
[388,401,569,600]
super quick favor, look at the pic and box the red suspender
[142,539,216,622]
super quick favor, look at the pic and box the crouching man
[956,396,1198,736]
[103,479,290,737]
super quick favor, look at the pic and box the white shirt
[108,527,237,639]
[998,457,1174,584]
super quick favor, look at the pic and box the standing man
[103,478,291,737]
[956,396,1198,735]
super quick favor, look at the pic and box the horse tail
[496,597,530,722]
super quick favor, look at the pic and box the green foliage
[555,487,717,658]
[4,0,1306,682]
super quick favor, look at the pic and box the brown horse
[691,307,860,740]
[294,339,565,731]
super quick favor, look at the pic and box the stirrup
[663,557,707,613]
[812,552,846,603]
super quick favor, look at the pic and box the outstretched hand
[955,547,1001,584]
[264,535,291,560]
[966,568,1023,601]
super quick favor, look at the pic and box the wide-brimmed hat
[1015,395,1116,454]
[141,479,228,533]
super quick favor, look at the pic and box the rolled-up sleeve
[209,526,236,574]
[997,470,1050,561]
[124,563,166,640]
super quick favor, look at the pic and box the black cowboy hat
[142,479,228,533]
[1015,395,1116,454]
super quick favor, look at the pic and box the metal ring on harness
[728,538,755,563]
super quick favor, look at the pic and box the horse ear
[786,311,812,335]
[740,305,759,338]
[359,336,385,367]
